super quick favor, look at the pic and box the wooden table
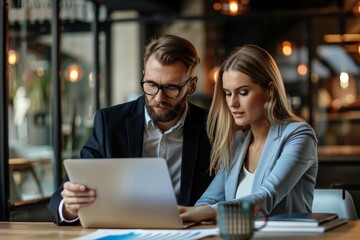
[0,220,359,239]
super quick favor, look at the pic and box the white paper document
[74,228,219,240]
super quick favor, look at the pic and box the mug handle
[253,204,268,230]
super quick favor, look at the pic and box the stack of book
[255,213,348,233]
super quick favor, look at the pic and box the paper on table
[73,228,219,240]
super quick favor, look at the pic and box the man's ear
[187,77,198,95]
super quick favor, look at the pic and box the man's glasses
[140,76,195,99]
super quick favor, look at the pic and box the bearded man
[49,35,213,225]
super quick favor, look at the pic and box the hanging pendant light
[213,0,250,16]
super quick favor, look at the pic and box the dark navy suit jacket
[49,96,213,225]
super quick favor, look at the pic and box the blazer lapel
[226,131,252,199]
[179,106,199,205]
[251,125,282,192]
[126,97,145,157]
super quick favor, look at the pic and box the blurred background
[2,0,360,220]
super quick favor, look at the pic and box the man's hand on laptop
[178,205,216,223]
[61,181,96,220]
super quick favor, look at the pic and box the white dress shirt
[142,104,187,198]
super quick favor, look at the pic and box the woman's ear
[267,82,275,100]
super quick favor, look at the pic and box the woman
[179,44,318,222]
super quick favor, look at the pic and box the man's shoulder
[186,102,209,125]
[188,102,209,115]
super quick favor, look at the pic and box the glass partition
[8,14,55,202]
[8,0,97,205]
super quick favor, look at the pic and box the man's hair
[143,35,200,72]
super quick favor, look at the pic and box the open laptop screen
[64,158,187,229]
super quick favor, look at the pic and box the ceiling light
[352,0,360,15]
[297,64,308,76]
[66,63,83,83]
[213,0,250,16]
[340,72,349,89]
[8,50,19,65]
[281,41,293,56]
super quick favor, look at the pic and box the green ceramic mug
[217,201,267,240]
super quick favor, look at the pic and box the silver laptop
[64,158,194,229]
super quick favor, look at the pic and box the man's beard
[145,95,187,123]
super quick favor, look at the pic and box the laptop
[63,158,195,229]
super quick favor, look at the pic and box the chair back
[312,189,358,220]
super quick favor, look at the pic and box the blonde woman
[179,44,318,222]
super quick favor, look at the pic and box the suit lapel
[126,97,145,157]
[179,105,199,205]
[252,124,282,192]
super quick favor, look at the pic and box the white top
[235,165,255,198]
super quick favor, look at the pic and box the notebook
[255,213,348,233]
[63,158,194,229]
[259,213,339,227]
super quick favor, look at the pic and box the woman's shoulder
[276,120,317,140]
[283,120,313,131]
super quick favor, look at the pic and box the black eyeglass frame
[140,76,196,99]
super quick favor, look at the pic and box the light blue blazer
[195,121,318,216]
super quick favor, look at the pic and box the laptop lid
[63,158,186,229]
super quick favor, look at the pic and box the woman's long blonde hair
[207,44,303,173]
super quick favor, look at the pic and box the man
[49,35,213,225]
